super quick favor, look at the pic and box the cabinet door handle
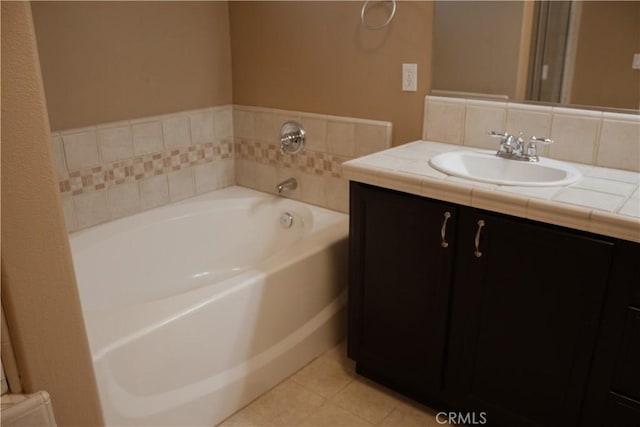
[440,211,451,248]
[474,220,485,257]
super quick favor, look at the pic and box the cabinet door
[582,240,640,426]
[446,208,614,427]
[348,183,457,399]
[611,307,640,401]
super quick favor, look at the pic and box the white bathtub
[69,186,349,426]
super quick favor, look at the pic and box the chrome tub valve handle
[280,121,306,155]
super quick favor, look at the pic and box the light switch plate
[632,53,640,70]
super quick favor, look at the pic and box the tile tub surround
[53,104,391,231]
[342,140,640,243]
[233,105,392,213]
[422,96,640,172]
[53,105,235,232]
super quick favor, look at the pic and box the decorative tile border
[53,105,236,231]
[51,97,637,232]
[59,140,233,196]
[54,104,392,230]
[231,105,392,212]
[235,139,348,178]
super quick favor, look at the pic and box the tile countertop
[342,140,640,243]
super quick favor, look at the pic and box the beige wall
[431,1,524,101]
[32,1,431,144]
[31,1,233,131]
[229,1,433,146]
[1,2,104,426]
[570,1,640,110]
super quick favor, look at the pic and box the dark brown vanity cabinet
[581,239,640,426]
[445,208,614,427]
[347,182,457,402]
[348,182,640,426]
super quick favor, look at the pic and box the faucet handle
[527,136,554,152]
[489,131,518,146]
[280,121,306,155]
[529,136,554,145]
[526,136,554,160]
[490,131,515,154]
[489,131,511,140]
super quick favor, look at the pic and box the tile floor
[216,340,452,427]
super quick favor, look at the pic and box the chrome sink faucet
[276,177,297,194]
[491,131,523,157]
[489,131,554,162]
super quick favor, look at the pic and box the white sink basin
[429,150,581,187]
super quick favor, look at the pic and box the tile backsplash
[233,105,392,213]
[422,96,640,172]
[54,105,235,232]
[52,96,638,233]
[54,105,391,232]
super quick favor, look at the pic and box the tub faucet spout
[277,178,297,194]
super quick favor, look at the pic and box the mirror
[431,0,640,112]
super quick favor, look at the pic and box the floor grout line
[216,339,446,427]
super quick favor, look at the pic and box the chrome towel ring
[360,0,396,30]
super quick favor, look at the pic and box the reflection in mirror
[432,0,640,112]
[528,0,571,104]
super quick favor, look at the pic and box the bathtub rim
[69,186,339,247]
